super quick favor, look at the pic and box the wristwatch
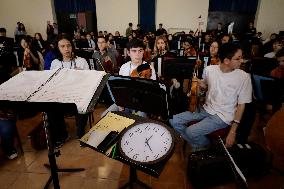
[232,120,240,125]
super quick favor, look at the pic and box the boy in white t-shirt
[169,43,252,151]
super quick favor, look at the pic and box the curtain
[209,0,258,14]
[54,0,96,13]
[139,0,156,33]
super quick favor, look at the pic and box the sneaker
[7,151,18,160]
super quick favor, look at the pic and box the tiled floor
[0,103,283,189]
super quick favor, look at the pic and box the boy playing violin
[169,43,252,151]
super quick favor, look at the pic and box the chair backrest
[250,57,278,77]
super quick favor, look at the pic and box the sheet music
[219,138,247,186]
[29,69,106,113]
[0,68,106,114]
[0,69,58,101]
[91,112,135,132]
[86,130,110,148]
[80,112,135,147]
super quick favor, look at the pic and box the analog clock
[118,121,175,164]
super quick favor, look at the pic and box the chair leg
[15,127,24,154]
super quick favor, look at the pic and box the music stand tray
[80,111,175,189]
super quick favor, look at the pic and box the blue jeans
[0,119,16,154]
[169,108,228,149]
[252,75,274,101]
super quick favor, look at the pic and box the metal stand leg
[119,166,151,189]
[42,112,85,189]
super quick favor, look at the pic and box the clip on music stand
[107,76,172,189]
[0,74,109,189]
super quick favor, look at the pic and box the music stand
[107,76,172,188]
[107,75,172,120]
[161,56,196,79]
[0,74,109,189]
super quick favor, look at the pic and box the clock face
[118,121,174,164]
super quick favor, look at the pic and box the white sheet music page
[0,69,57,101]
[29,68,106,113]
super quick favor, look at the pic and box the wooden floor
[0,103,283,189]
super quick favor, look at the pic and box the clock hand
[145,141,153,152]
[145,135,153,143]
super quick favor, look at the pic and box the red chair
[183,120,230,154]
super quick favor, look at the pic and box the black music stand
[42,74,109,189]
[41,103,84,189]
[161,56,196,79]
[107,75,172,120]
[0,74,109,189]
[107,76,173,188]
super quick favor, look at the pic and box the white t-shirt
[50,57,90,70]
[203,65,252,124]
[119,61,157,80]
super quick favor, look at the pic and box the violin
[23,49,32,68]
[96,55,114,74]
[184,47,197,57]
[188,57,202,112]
[210,56,221,65]
[189,73,199,112]
[130,63,152,79]
[143,48,152,63]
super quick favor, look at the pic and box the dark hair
[137,63,150,73]
[0,28,6,33]
[219,43,242,62]
[273,38,283,45]
[276,49,284,58]
[129,23,133,27]
[20,35,33,47]
[97,36,108,42]
[55,33,76,61]
[18,23,26,32]
[126,38,145,50]
[34,33,43,40]
[182,38,193,45]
